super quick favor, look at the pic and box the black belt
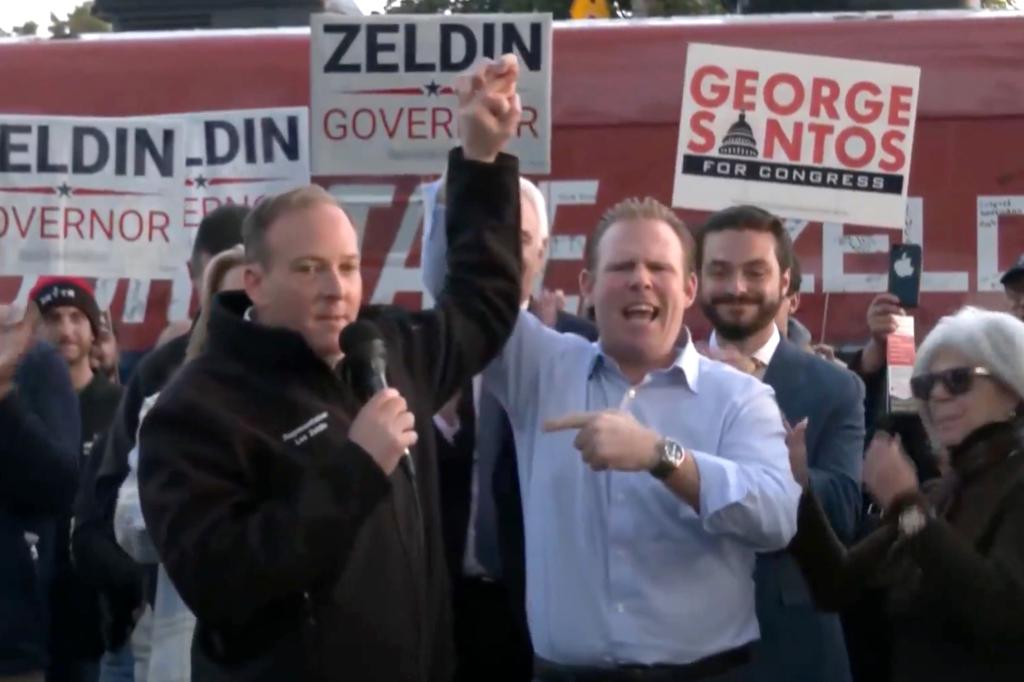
[459,573,500,585]
[533,644,751,682]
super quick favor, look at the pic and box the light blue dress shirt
[417,187,800,667]
[482,312,801,667]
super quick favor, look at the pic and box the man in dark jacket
[29,279,123,682]
[695,206,864,682]
[71,205,248,668]
[1,303,80,682]
[138,57,524,682]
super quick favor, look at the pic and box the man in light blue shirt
[425,195,801,679]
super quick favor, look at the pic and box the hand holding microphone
[340,320,417,477]
[349,388,417,476]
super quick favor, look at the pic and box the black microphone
[340,320,389,399]
[339,320,416,477]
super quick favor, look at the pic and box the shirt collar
[709,323,781,368]
[589,328,701,393]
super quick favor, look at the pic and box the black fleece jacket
[138,148,523,682]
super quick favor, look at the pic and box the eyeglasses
[910,366,992,401]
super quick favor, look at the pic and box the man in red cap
[31,277,122,682]
[32,278,121,456]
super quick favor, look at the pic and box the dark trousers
[45,659,99,682]
[841,589,893,682]
[453,576,532,682]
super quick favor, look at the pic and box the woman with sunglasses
[789,306,1024,682]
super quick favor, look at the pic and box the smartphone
[888,243,922,309]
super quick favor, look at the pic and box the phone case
[888,244,922,308]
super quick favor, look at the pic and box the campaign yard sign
[156,107,312,322]
[179,107,311,237]
[0,109,310,317]
[672,43,921,228]
[310,12,553,176]
[0,115,187,278]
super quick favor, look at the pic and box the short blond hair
[243,185,340,266]
[584,197,694,273]
[185,245,246,361]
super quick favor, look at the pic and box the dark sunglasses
[910,366,992,401]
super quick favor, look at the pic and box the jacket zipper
[24,532,40,578]
[303,591,328,681]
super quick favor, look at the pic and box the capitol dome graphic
[718,112,759,158]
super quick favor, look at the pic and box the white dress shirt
[709,323,782,373]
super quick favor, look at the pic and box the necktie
[473,388,504,578]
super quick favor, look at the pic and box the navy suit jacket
[743,338,865,682]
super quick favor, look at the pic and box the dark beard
[701,293,782,342]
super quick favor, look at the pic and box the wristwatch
[897,505,929,538]
[650,438,687,480]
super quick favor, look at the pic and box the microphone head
[339,319,386,364]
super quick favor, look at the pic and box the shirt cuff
[689,449,746,518]
[433,414,460,444]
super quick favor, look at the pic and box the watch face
[899,507,927,536]
[664,439,685,465]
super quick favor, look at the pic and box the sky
[0,0,82,31]
[0,0,387,33]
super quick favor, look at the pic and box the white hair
[914,306,1024,441]
[421,174,548,240]
[518,177,549,241]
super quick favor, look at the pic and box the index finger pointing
[543,412,598,433]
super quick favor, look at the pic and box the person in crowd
[153,322,190,349]
[1,303,80,682]
[774,256,813,348]
[430,193,800,680]
[790,306,1024,682]
[31,278,123,682]
[828,292,937,682]
[840,295,931,454]
[71,204,249,682]
[1002,253,1024,322]
[695,205,864,682]
[90,312,120,386]
[421,173,596,681]
[423,174,596,340]
[112,245,247,682]
[32,279,123,461]
[840,293,938,480]
[529,288,571,329]
[137,55,524,681]
[152,209,250,349]
[770,258,844,365]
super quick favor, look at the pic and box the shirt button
[627,388,637,400]
[615,603,625,613]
